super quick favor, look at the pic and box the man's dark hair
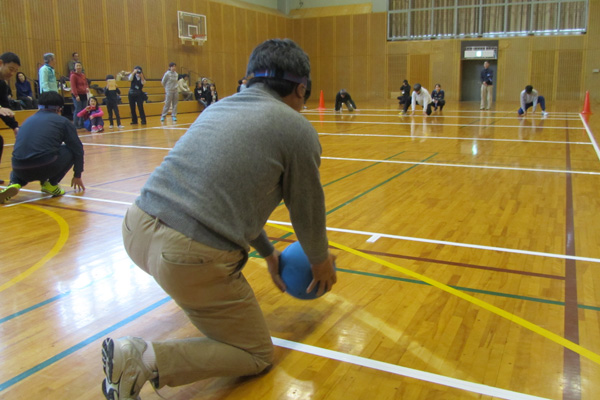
[169,62,176,68]
[72,52,78,57]
[0,52,21,66]
[525,85,533,94]
[106,74,114,80]
[181,74,189,79]
[246,39,310,98]
[38,91,65,107]
[414,83,422,92]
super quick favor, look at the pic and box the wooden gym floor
[1,99,599,400]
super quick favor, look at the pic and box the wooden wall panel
[369,13,386,56]
[335,15,353,57]
[303,19,319,62]
[409,54,430,93]
[336,56,353,94]
[319,17,335,58]
[387,54,408,96]
[208,2,224,53]
[256,12,269,44]
[530,50,555,102]
[353,14,369,56]
[557,50,583,100]
[368,54,386,100]
[267,14,277,39]
[245,11,258,60]
[497,37,530,101]
[105,0,128,46]
[352,55,368,99]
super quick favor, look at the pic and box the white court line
[303,111,579,120]
[5,191,598,263]
[307,119,584,130]
[30,141,600,175]
[267,219,600,264]
[321,156,600,175]
[579,114,600,162]
[318,132,591,145]
[81,142,172,151]
[314,108,580,116]
[272,337,550,400]
[155,127,189,130]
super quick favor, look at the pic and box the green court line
[326,153,438,215]
[322,152,406,187]
[277,151,406,207]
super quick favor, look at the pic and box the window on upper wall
[387,0,588,40]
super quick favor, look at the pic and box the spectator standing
[480,61,493,110]
[39,53,58,93]
[104,75,123,128]
[161,62,179,122]
[67,52,84,75]
[70,62,89,129]
[128,66,146,125]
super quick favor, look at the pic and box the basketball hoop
[178,11,207,46]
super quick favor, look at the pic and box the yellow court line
[266,222,600,366]
[0,205,69,293]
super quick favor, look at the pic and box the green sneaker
[41,181,65,196]
[0,184,21,204]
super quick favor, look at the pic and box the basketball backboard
[178,11,207,46]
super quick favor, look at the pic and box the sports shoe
[101,337,155,400]
[118,125,125,129]
[98,126,104,132]
[92,126,98,133]
[160,116,165,122]
[172,116,177,121]
[0,184,21,204]
[41,181,65,196]
[542,111,549,116]
[109,125,114,129]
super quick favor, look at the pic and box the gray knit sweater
[161,70,179,93]
[136,83,329,264]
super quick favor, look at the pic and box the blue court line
[0,265,135,325]
[3,262,600,392]
[0,296,171,392]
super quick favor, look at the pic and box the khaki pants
[122,204,273,388]
[480,83,493,109]
[161,91,179,117]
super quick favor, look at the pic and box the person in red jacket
[70,62,89,129]
[77,97,104,133]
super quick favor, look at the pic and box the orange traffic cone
[317,90,326,110]
[582,91,592,114]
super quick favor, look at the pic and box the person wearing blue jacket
[480,61,493,110]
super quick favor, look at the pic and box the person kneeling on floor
[0,91,85,204]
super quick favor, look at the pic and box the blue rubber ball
[279,241,322,300]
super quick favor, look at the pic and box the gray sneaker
[101,337,155,400]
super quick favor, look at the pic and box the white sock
[142,341,158,378]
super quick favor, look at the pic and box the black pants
[433,100,445,111]
[10,145,74,186]
[403,101,433,115]
[128,90,146,124]
[18,96,38,110]
[106,101,121,126]
[335,99,356,111]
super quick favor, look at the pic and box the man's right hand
[0,107,15,118]
[308,252,337,297]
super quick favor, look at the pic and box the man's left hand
[71,177,85,191]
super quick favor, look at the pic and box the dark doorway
[461,60,497,102]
